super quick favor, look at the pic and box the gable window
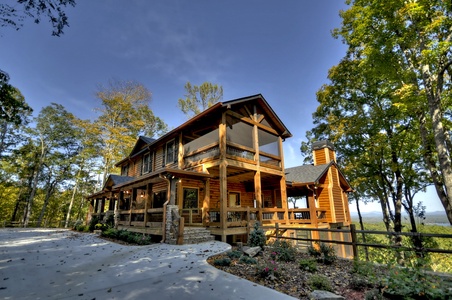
[121,164,129,176]
[183,188,198,209]
[165,139,178,165]
[142,153,152,174]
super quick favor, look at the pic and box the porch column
[169,177,178,205]
[202,179,210,226]
[219,112,228,242]
[280,177,289,224]
[114,192,120,228]
[144,183,151,226]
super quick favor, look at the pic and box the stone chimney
[312,140,336,166]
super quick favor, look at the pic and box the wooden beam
[226,110,279,136]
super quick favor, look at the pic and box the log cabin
[87,94,352,245]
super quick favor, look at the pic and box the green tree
[178,82,223,118]
[19,103,79,227]
[0,0,76,36]
[64,118,99,228]
[302,49,429,255]
[334,0,452,224]
[0,71,32,124]
[94,79,168,183]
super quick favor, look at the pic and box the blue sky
[1,1,443,213]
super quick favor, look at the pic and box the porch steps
[183,227,215,244]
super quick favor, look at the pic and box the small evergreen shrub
[239,256,257,265]
[227,250,242,259]
[249,222,266,249]
[308,242,337,265]
[299,258,317,272]
[308,274,333,292]
[269,240,297,262]
[214,258,231,266]
[101,228,119,239]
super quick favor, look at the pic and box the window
[229,192,240,207]
[165,139,178,165]
[183,188,198,209]
[121,164,129,176]
[142,153,152,174]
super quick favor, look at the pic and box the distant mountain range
[350,211,450,225]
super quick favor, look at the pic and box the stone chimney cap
[312,140,335,151]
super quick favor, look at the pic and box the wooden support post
[350,224,358,260]
[275,222,280,241]
[177,217,185,245]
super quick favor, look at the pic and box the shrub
[256,259,279,279]
[94,223,108,231]
[105,214,115,228]
[365,289,385,300]
[88,216,99,232]
[381,261,452,300]
[214,258,231,266]
[72,220,83,230]
[101,228,119,239]
[269,240,297,262]
[227,250,242,259]
[308,274,333,292]
[308,242,336,265]
[299,258,317,272]
[249,222,266,249]
[349,275,371,291]
[239,256,257,265]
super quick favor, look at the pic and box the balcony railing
[184,141,281,169]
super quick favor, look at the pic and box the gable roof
[285,161,353,192]
[116,136,155,166]
[115,94,292,167]
[103,174,134,190]
[285,164,331,185]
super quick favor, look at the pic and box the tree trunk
[36,180,57,227]
[23,138,46,227]
[355,196,369,261]
[418,113,452,224]
[65,178,79,228]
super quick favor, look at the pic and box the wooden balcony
[183,141,281,170]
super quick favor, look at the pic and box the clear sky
[0,0,443,213]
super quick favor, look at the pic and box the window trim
[142,152,152,175]
[164,139,178,165]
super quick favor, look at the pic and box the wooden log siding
[155,147,164,171]
[317,187,332,222]
[331,165,345,222]
[314,149,327,165]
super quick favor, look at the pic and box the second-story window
[121,164,129,176]
[142,153,152,174]
[165,139,178,165]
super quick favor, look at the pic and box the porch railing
[206,207,327,228]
